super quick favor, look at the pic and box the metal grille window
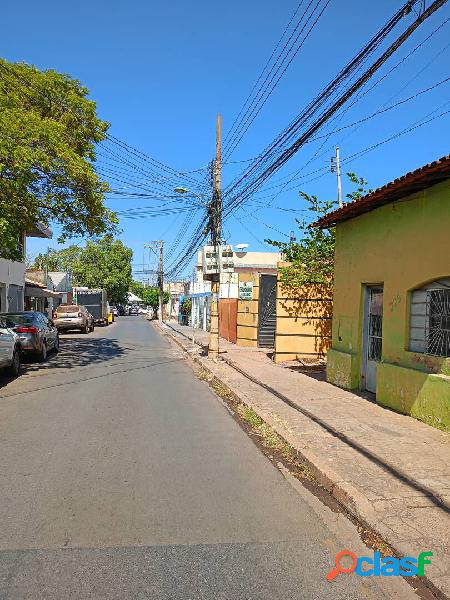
[368,288,383,361]
[426,289,450,357]
[409,279,450,357]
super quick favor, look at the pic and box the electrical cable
[223,0,332,160]
[221,0,446,221]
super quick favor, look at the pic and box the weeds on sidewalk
[164,331,444,600]
[196,365,313,481]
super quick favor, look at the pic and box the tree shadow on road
[21,336,127,373]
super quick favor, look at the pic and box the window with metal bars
[409,279,450,357]
[426,289,450,357]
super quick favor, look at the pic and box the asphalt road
[0,317,417,599]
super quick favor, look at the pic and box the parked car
[0,316,21,376]
[0,311,59,362]
[117,305,125,316]
[53,304,94,334]
[87,312,95,331]
[129,305,139,315]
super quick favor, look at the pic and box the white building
[24,270,72,315]
[0,225,52,313]
[0,258,26,312]
[189,248,281,331]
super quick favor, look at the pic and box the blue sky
[4,0,450,279]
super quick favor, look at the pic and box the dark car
[0,311,59,362]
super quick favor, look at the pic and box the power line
[221,0,447,221]
[163,0,446,276]
[223,0,332,160]
[223,0,307,148]
[245,72,450,202]
[243,99,450,212]
[309,75,450,141]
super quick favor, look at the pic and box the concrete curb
[156,321,447,599]
[160,322,378,517]
[161,323,377,520]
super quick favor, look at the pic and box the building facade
[190,249,281,336]
[24,270,71,315]
[273,262,332,363]
[317,156,450,430]
[0,225,52,313]
[0,258,25,313]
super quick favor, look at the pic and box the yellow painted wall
[236,272,259,347]
[274,262,332,363]
[328,180,450,429]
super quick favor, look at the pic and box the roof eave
[314,154,450,229]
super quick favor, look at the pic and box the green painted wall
[327,180,450,430]
[377,363,450,430]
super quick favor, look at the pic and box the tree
[71,237,133,305]
[267,172,371,287]
[346,172,372,201]
[33,246,82,272]
[0,59,117,260]
[32,237,133,305]
[129,280,169,315]
[129,280,146,300]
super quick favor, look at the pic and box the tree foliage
[267,173,371,287]
[33,236,133,305]
[130,281,170,307]
[346,172,372,201]
[33,246,82,272]
[129,280,169,311]
[0,59,117,259]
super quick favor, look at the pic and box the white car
[0,316,21,377]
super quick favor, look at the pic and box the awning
[25,285,62,299]
[26,223,53,239]
[190,292,211,298]
[127,292,143,302]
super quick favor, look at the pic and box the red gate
[219,299,238,343]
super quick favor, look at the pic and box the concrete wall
[236,272,259,347]
[327,179,450,430]
[274,263,332,363]
[0,258,26,312]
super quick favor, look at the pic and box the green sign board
[239,281,253,300]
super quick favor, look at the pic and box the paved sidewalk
[162,320,450,598]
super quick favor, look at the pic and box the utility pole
[144,241,164,322]
[331,147,343,208]
[208,114,222,359]
[158,240,164,323]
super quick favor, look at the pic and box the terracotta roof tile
[315,154,450,228]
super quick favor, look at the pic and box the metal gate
[362,286,383,393]
[258,274,277,348]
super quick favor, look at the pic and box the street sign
[239,281,253,300]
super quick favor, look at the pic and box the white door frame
[361,285,384,394]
